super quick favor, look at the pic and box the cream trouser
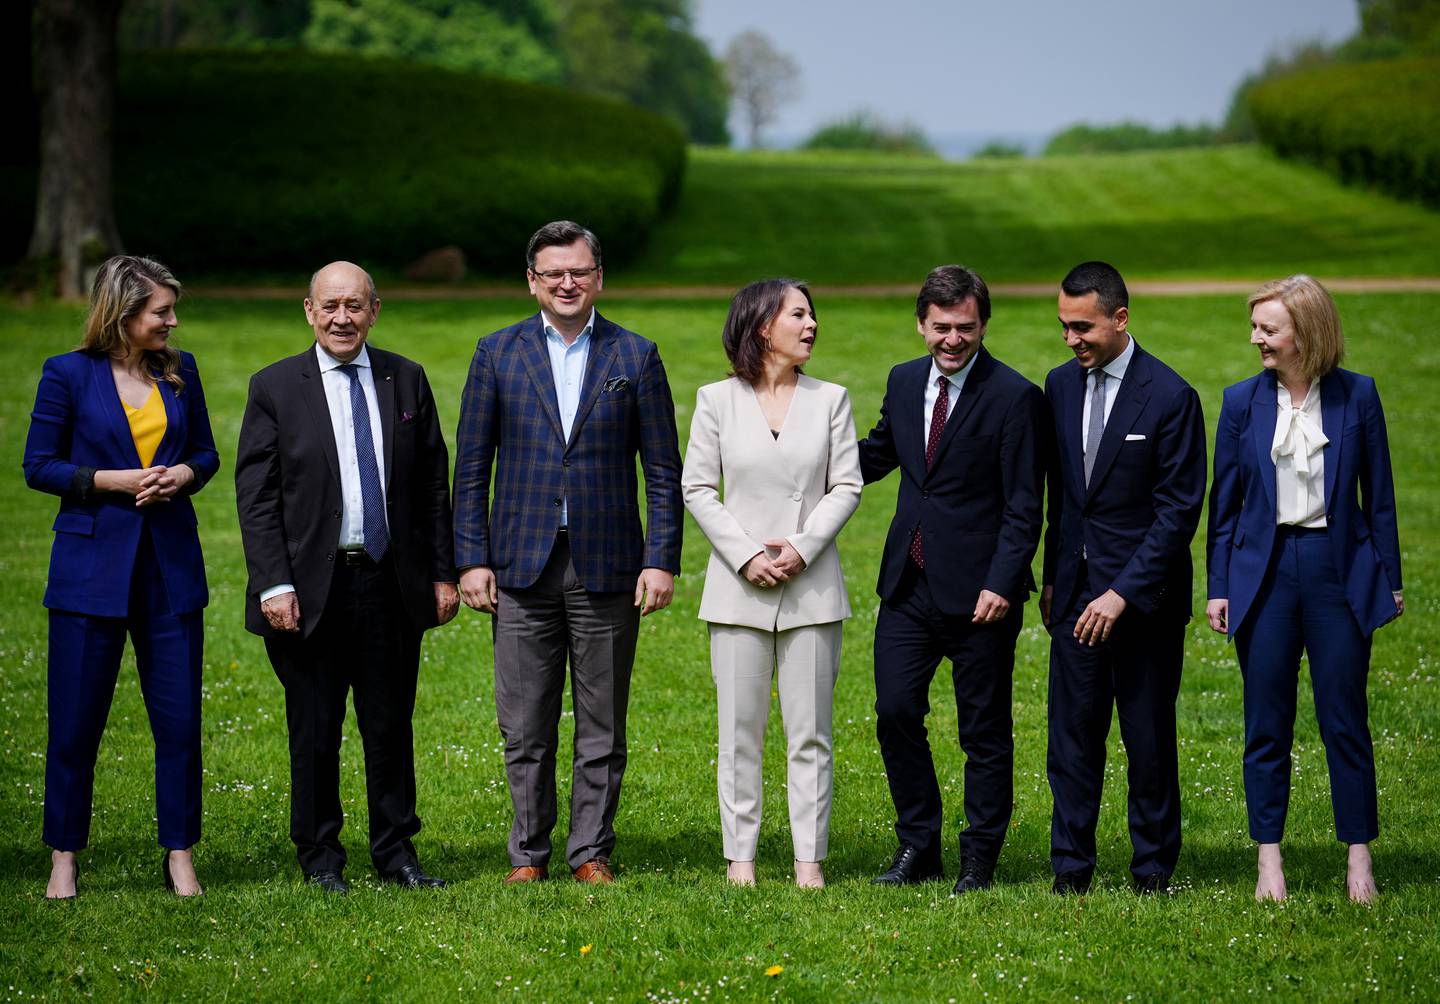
[708,621,843,861]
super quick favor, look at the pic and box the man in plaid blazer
[453,221,683,885]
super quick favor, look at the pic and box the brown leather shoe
[505,865,548,884]
[572,859,614,884]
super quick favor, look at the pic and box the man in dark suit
[858,265,1047,895]
[236,261,458,895]
[1040,260,1206,895]
[453,220,682,885]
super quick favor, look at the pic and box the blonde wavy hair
[81,255,185,392]
[1248,274,1345,381]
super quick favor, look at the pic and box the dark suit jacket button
[552,497,562,506]
[921,490,929,499]
[332,510,341,518]
[562,459,570,467]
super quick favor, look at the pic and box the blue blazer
[1206,368,1402,639]
[23,350,219,617]
[1043,341,1207,624]
[452,311,683,592]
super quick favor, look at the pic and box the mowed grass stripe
[628,146,1440,287]
[0,293,1436,1001]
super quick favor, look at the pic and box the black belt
[338,549,378,566]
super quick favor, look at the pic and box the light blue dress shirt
[543,309,594,527]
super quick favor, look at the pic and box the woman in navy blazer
[1206,275,1402,904]
[23,256,219,898]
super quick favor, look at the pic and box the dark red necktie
[909,375,949,568]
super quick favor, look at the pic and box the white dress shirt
[921,352,977,444]
[543,308,594,527]
[1081,334,1135,454]
[1272,381,1328,527]
[260,343,388,602]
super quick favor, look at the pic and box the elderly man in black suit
[858,265,1047,895]
[236,261,458,894]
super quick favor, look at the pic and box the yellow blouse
[124,384,167,467]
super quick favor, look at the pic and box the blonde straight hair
[81,255,185,392]
[1248,275,1345,381]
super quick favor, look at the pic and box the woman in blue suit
[1206,275,1403,904]
[24,256,219,899]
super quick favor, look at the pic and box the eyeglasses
[531,267,599,286]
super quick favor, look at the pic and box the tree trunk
[28,0,124,300]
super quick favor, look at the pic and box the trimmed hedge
[1249,57,1440,206]
[4,50,687,274]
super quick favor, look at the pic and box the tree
[723,30,800,148]
[558,0,730,145]
[28,0,125,299]
[304,0,564,82]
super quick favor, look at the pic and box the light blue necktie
[340,364,389,561]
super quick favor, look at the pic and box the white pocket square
[1125,433,1147,441]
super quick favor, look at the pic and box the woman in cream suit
[683,279,863,888]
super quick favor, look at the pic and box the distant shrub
[1043,121,1222,155]
[801,112,936,156]
[1,50,687,274]
[971,141,1026,159]
[1249,57,1440,205]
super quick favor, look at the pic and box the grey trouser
[493,533,640,869]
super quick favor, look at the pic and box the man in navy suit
[859,265,1047,895]
[1040,261,1206,895]
[453,220,683,885]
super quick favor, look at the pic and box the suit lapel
[90,353,144,468]
[1319,370,1344,513]
[519,315,567,444]
[567,317,618,448]
[298,348,342,489]
[1057,362,1087,500]
[153,377,182,466]
[926,348,990,476]
[1250,371,1279,511]
[896,358,929,477]
[1084,345,1150,500]
[371,349,397,488]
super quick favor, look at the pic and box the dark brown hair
[916,264,991,322]
[722,279,815,383]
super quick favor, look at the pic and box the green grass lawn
[1,291,1438,1001]
[623,146,1440,287]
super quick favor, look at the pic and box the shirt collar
[542,309,596,345]
[929,349,979,391]
[316,342,371,373]
[1095,335,1135,382]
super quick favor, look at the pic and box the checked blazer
[452,311,683,592]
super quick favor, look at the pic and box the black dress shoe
[950,857,995,896]
[872,843,944,885]
[1051,869,1092,896]
[306,870,350,895]
[1134,873,1170,895]
[382,862,447,889]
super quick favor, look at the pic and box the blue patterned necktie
[340,364,389,561]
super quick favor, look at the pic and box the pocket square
[400,410,416,424]
[603,376,630,393]
[1124,433,1146,441]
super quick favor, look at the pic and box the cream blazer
[683,374,863,631]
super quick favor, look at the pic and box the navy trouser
[1235,526,1377,844]
[874,566,1019,866]
[44,525,203,851]
[1047,580,1184,882]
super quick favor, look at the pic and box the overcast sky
[694,0,1359,148]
